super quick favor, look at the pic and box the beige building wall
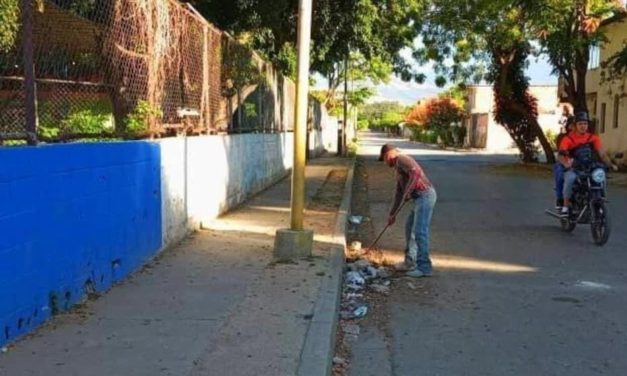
[586,17,627,156]
[465,85,560,151]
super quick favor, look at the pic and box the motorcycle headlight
[592,168,606,184]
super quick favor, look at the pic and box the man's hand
[388,215,396,226]
[611,164,619,172]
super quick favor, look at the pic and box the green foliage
[192,0,426,84]
[533,0,620,111]
[125,100,162,134]
[439,84,468,109]
[411,128,438,144]
[0,0,19,53]
[360,101,407,120]
[243,102,257,118]
[222,42,265,97]
[38,99,114,139]
[545,128,559,150]
[357,119,370,130]
[603,43,627,79]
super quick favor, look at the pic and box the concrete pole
[273,0,314,261]
[290,0,313,231]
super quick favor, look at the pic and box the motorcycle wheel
[561,217,576,232]
[590,201,611,246]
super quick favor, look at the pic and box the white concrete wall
[485,113,561,151]
[308,116,339,156]
[159,133,294,249]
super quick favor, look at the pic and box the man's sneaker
[560,206,570,218]
[555,198,564,210]
[405,269,432,278]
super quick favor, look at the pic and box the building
[463,85,561,151]
[582,12,627,157]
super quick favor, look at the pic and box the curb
[297,156,355,376]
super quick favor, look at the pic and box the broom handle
[366,196,410,251]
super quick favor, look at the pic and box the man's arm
[593,136,618,171]
[598,148,619,171]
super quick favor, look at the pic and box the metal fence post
[21,0,38,145]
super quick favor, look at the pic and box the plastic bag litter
[353,306,368,318]
[348,215,363,225]
[365,266,379,278]
[346,271,365,286]
[333,357,347,366]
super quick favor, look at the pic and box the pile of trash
[339,258,392,320]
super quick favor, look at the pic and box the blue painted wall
[0,142,162,346]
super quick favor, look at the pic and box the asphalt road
[350,132,627,376]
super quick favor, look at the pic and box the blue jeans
[554,163,565,200]
[563,169,578,201]
[404,187,437,274]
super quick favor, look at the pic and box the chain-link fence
[0,0,295,144]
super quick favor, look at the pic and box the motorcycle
[546,162,611,246]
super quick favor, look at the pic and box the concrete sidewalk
[0,156,352,376]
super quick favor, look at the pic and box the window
[589,45,601,69]
[614,95,620,129]
[600,103,607,133]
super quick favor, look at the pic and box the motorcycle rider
[559,111,618,217]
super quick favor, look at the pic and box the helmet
[574,111,590,123]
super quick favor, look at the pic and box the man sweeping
[379,144,437,278]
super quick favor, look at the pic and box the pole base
[273,228,314,261]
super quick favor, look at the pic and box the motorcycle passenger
[558,111,618,217]
[553,116,575,210]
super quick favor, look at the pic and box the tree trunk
[573,0,590,113]
[574,59,589,113]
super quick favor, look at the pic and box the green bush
[411,128,438,144]
[357,119,369,130]
[126,100,162,134]
[37,98,114,139]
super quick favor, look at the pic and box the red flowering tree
[406,97,465,129]
[405,97,466,146]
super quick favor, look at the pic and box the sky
[313,50,559,106]
[370,54,558,105]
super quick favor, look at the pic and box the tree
[405,96,465,129]
[319,51,392,110]
[416,0,556,163]
[534,0,621,113]
[604,45,627,78]
[191,0,427,84]
[0,0,19,53]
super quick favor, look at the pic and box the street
[348,132,627,376]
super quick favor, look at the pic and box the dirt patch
[308,169,348,212]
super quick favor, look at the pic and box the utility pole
[273,0,314,261]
